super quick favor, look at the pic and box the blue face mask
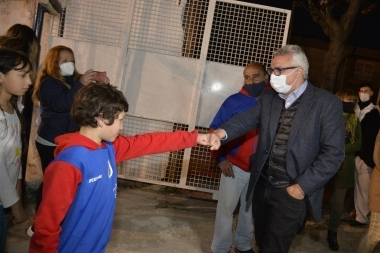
[243,81,266,97]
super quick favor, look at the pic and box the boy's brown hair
[71,83,129,127]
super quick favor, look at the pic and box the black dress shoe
[341,214,355,222]
[327,230,339,251]
[349,220,369,227]
[234,248,255,253]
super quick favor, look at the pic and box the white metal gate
[49,0,291,193]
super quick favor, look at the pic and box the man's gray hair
[273,45,309,79]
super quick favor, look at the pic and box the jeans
[357,211,380,253]
[354,157,373,224]
[211,166,253,253]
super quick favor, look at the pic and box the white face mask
[270,68,298,94]
[60,62,75,76]
[359,93,370,102]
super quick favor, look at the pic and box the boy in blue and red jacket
[29,83,210,253]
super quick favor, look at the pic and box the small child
[0,49,32,252]
[29,83,210,253]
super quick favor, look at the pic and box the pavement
[4,181,378,253]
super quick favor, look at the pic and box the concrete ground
[4,181,379,253]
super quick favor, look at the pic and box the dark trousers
[252,181,306,253]
[0,208,7,253]
[35,141,56,211]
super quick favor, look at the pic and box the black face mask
[342,101,355,113]
[243,81,266,97]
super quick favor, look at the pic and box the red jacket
[29,131,198,253]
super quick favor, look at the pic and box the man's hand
[286,184,305,200]
[219,160,234,178]
[209,129,226,150]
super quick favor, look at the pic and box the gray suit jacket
[219,82,345,222]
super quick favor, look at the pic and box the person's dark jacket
[356,102,380,168]
[37,76,83,143]
[219,82,345,222]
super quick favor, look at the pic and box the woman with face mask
[326,89,362,251]
[28,45,109,236]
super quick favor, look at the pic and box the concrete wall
[25,13,55,191]
[0,0,36,34]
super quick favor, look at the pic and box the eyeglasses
[267,66,298,76]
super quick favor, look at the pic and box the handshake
[196,129,226,150]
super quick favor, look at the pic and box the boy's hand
[197,133,210,146]
[208,131,223,150]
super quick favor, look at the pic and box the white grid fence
[52,0,128,47]
[128,0,209,58]
[49,0,291,193]
[207,1,288,67]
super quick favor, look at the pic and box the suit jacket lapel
[269,93,284,141]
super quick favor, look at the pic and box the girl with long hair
[0,49,32,251]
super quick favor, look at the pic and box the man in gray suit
[208,45,345,253]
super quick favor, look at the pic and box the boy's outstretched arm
[114,131,219,163]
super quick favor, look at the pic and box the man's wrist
[214,129,227,140]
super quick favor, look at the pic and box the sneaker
[25,226,34,237]
[234,248,255,253]
[349,220,368,227]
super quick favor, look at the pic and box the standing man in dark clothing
[350,83,380,227]
[208,45,345,253]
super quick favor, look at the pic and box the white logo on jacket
[108,160,113,178]
[89,174,102,183]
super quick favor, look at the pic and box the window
[354,60,374,81]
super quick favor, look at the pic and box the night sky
[242,0,380,50]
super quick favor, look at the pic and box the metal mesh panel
[162,123,189,183]
[181,0,209,58]
[52,0,128,47]
[187,127,220,190]
[117,116,189,183]
[207,1,288,67]
[128,0,208,58]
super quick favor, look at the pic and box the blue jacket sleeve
[209,95,241,163]
[39,77,83,113]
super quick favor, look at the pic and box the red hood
[54,132,102,157]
